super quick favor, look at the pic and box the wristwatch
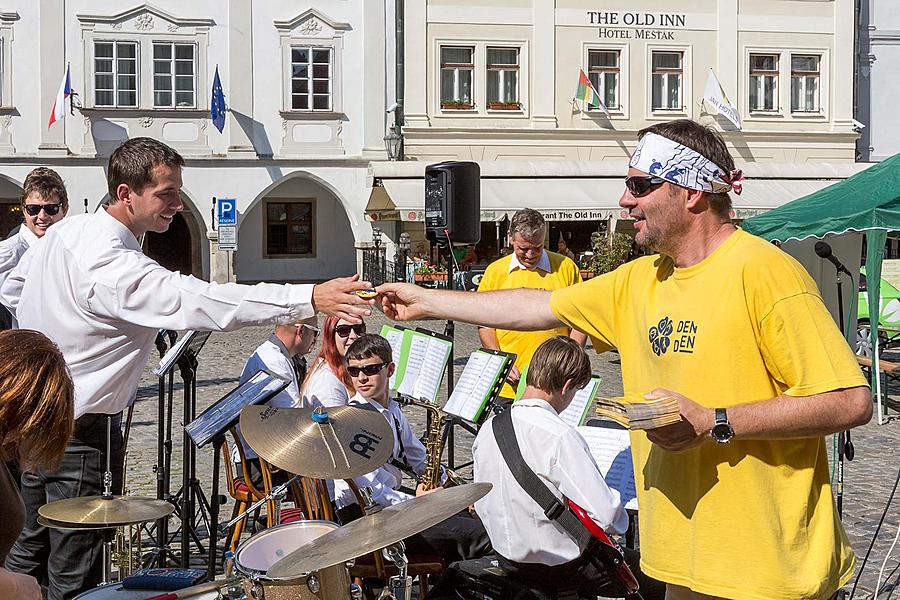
[710,408,735,444]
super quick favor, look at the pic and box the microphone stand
[831,267,855,519]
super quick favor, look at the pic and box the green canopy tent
[743,152,900,423]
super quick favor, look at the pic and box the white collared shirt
[233,334,303,461]
[0,209,314,418]
[332,393,427,509]
[0,226,39,324]
[301,360,351,408]
[508,249,551,273]
[473,398,628,565]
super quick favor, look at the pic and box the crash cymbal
[38,495,174,527]
[37,515,111,531]
[239,404,394,479]
[269,483,492,578]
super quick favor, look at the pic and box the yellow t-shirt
[479,251,582,396]
[550,229,867,600]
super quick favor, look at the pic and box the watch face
[711,423,734,443]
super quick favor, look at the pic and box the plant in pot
[441,99,473,110]
[583,231,634,278]
[487,101,521,110]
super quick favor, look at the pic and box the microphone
[814,241,852,277]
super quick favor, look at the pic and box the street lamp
[372,227,383,250]
[383,128,403,161]
[397,232,411,282]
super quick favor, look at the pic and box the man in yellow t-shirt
[378,120,872,600]
[478,208,585,397]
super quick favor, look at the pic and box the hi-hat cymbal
[239,404,394,479]
[38,495,174,527]
[269,483,492,579]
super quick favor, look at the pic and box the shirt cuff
[286,283,316,321]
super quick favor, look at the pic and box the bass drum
[74,582,218,598]
[234,520,351,600]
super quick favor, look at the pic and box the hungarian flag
[48,64,71,129]
[574,68,609,116]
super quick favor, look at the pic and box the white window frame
[0,12,18,110]
[790,53,821,114]
[439,45,476,110]
[93,40,139,108]
[152,41,197,109]
[646,45,691,119]
[433,39,529,117]
[650,51,683,111]
[748,53,779,113]
[289,45,333,112]
[485,46,520,110]
[584,45,630,116]
[741,46,829,122]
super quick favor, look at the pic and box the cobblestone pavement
[124,312,900,598]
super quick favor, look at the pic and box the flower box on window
[441,100,474,110]
[487,101,521,110]
[415,271,449,282]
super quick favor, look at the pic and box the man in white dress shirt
[333,334,491,565]
[233,318,319,486]
[473,336,663,598]
[0,167,69,329]
[0,138,372,600]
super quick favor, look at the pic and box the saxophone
[400,397,465,490]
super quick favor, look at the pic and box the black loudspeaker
[425,161,481,246]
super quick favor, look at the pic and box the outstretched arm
[377,283,563,331]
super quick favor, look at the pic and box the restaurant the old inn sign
[587,11,688,39]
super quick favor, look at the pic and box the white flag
[703,69,741,130]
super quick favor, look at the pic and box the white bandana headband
[629,132,744,195]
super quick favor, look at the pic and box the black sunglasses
[625,176,666,197]
[347,362,388,378]
[23,203,63,216]
[335,323,366,338]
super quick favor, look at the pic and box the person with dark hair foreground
[0,330,74,600]
[333,334,491,565]
[472,336,664,599]
[378,120,872,599]
[0,137,373,599]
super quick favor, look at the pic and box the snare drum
[74,582,219,598]
[234,520,351,600]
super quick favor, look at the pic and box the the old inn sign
[587,11,688,40]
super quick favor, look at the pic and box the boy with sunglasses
[0,168,69,329]
[333,334,491,564]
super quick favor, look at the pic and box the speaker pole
[442,242,456,468]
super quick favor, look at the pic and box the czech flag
[48,64,71,129]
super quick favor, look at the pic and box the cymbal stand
[378,541,412,600]
[102,415,114,583]
[219,475,302,535]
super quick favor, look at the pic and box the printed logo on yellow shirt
[649,317,699,356]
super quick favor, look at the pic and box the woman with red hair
[300,315,366,407]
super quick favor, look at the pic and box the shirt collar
[98,207,142,252]
[349,392,394,414]
[18,225,39,247]
[267,334,291,358]
[508,250,551,273]
[514,397,560,415]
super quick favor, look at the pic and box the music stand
[185,370,290,581]
[153,330,211,568]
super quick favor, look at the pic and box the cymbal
[38,495,174,527]
[37,515,110,531]
[269,483,492,578]
[239,404,394,479]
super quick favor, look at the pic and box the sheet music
[381,326,406,389]
[558,377,601,428]
[575,426,638,511]
[396,333,451,402]
[444,351,506,422]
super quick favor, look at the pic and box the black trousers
[337,503,492,564]
[5,413,124,600]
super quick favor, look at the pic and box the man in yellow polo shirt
[478,208,585,397]
[378,120,872,599]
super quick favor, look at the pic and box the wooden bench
[856,356,900,374]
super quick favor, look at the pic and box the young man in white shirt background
[0,138,373,599]
[334,334,491,566]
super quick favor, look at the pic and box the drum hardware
[268,483,492,579]
[219,475,303,536]
[377,542,412,600]
[239,404,394,479]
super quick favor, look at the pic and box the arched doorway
[142,198,205,278]
[0,176,23,239]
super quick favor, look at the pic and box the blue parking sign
[217,198,237,226]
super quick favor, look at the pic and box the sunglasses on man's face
[624,176,666,198]
[347,362,388,378]
[300,324,320,339]
[23,203,63,217]
[335,323,366,338]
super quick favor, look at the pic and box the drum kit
[40,404,491,600]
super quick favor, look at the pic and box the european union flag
[210,66,226,133]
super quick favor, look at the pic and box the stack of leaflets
[595,395,681,430]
